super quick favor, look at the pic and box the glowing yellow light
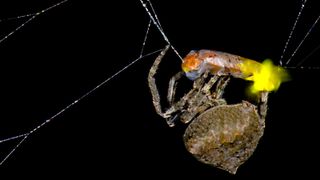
[241,59,289,94]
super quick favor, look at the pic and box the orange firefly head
[181,50,205,80]
[181,51,202,73]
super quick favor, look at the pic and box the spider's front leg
[148,45,186,126]
[148,45,171,119]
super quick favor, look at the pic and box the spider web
[0,0,319,177]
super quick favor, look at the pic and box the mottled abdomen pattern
[183,102,265,174]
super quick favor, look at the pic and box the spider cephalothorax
[148,45,273,174]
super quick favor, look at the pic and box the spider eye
[185,70,201,80]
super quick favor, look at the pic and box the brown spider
[148,45,269,174]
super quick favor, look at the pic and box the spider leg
[193,70,210,89]
[215,76,230,99]
[201,75,219,94]
[258,91,269,120]
[148,45,189,127]
[167,71,184,105]
[180,75,225,124]
[172,70,210,108]
[199,75,230,107]
[148,45,171,119]
[166,71,211,125]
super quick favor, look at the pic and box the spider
[147,45,287,174]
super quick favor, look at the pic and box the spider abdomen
[183,102,265,174]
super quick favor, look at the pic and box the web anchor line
[0,47,163,165]
[0,0,69,45]
[280,0,320,70]
[286,13,320,66]
[279,0,307,66]
[139,0,183,61]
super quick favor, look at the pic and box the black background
[0,0,320,178]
